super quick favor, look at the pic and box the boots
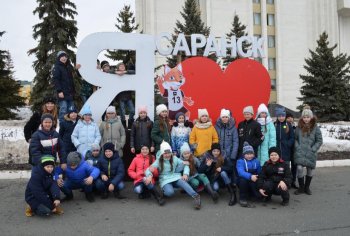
[226,184,237,206]
[204,184,219,203]
[294,177,305,195]
[85,192,95,202]
[25,205,33,217]
[150,188,165,206]
[101,191,108,199]
[193,194,201,210]
[114,190,126,199]
[127,119,134,129]
[121,120,127,129]
[304,176,313,195]
[52,206,64,215]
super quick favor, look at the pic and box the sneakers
[25,205,33,217]
[239,200,255,208]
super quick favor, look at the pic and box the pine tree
[222,14,250,67]
[0,31,25,119]
[166,0,213,68]
[299,32,350,121]
[105,5,139,67]
[28,0,79,112]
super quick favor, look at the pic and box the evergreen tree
[222,14,250,67]
[105,5,139,68]
[28,0,79,112]
[166,0,213,68]
[0,31,25,119]
[299,32,350,121]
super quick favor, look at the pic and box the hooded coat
[52,58,75,101]
[99,117,126,157]
[71,119,101,156]
[215,117,239,162]
[59,114,79,154]
[97,152,125,187]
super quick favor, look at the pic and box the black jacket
[257,159,292,189]
[59,114,79,154]
[237,119,263,157]
[52,59,75,100]
[97,152,125,186]
[198,151,232,182]
[275,121,294,162]
[24,112,41,142]
[130,116,154,151]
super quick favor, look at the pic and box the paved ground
[1,167,349,236]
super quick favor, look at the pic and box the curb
[0,159,350,179]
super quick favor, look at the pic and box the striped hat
[41,155,55,167]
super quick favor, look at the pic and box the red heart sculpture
[181,57,271,124]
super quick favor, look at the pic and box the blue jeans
[58,100,75,123]
[95,178,125,193]
[213,171,231,191]
[134,182,154,194]
[162,179,197,197]
[119,99,135,121]
[60,179,93,197]
[238,178,259,201]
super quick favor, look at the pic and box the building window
[253,0,260,3]
[268,35,275,48]
[254,13,261,25]
[267,0,274,4]
[271,79,276,90]
[268,58,276,70]
[267,14,275,26]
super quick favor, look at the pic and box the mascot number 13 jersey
[166,90,184,111]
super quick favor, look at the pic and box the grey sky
[0,0,135,82]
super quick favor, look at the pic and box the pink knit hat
[138,105,148,114]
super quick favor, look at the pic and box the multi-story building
[18,80,32,105]
[135,0,350,110]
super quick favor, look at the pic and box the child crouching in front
[128,145,164,205]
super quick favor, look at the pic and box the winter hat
[243,106,254,115]
[159,141,172,156]
[91,143,100,151]
[67,105,77,115]
[43,96,56,104]
[257,103,268,117]
[242,142,254,155]
[103,142,115,152]
[106,106,116,113]
[41,155,55,167]
[180,142,191,156]
[198,109,209,119]
[156,104,168,115]
[275,107,286,117]
[67,151,82,166]
[41,113,54,123]
[138,105,148,114]
[220,109,230,118]
[81,105,92,116]
[268,147,281,157]
[301,105,313,118]
[57,51,67,59]
[100,60,110,69]
[211,143,221,153]
[175,112,185,122]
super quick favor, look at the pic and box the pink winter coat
[128,154,158,185]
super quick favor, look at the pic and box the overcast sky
[0,0,135,82]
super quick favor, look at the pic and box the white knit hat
[257,103,268,117]
[156,104,168,116]
[301,105,313,118]
[220,109,230,118]
[106,106,116,113]
[159,141,172,156]
[243,106,254,115]
[180,142,191,156]
[198,108,209,118]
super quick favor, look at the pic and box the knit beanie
[81,105,92,116]
[106,106,116,113]
[243,106,254,115]
[67,105,77,115]
[198,109,209,119]
[211,143,221,153]
[43,97,56,104]
[175,112,185,122]
[242,142,254,155]
[159,141,172,156]
[138,105,148,114]
[100,60,110,69]
[156,104,168,116]
[301,105,313,118]
[91,143,100,151]
[41,113,54,123]
[268,147,281,157]
[180,142,191,156]
[103,142,115,152]
[257,104,268,117]
[57,51,67,59]
[220,109,230,118]
[275,107,286,117]
[67,151,82,166]
[41,155,55,167]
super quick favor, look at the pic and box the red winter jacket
[128,154,158,185]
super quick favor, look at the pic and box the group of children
[24,101,323,216]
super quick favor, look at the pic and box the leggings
[297,165,314,178]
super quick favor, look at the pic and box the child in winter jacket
[151,104,171,153]
[190,109,219,157]
[59,106,79,155]
[294,106,323,195]
[257,147,292,206]
[128,145,164,205]
[130,105,155,154]
[99,106,126,158]
[171,112,193,156]
[96,143,125,199]
[145,141,201,209]
[256,103,276,166]
[238,106,263,158]
[198,143,237,206]
[286,112,297,189]
[84,143,101,167]
[25,155,63,217]
[236,142,261,208]
[56,151,100,202]
[71,105,101,156]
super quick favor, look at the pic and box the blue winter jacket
[97,152,125,186]
[275,121,294,162]
[59,114,79,154]
[236,157,262,181]
[71,119,101,156]
[29,128,66,165]
[215,117,239,161]
[25,165,60,211]
[256,117,276,166]
[55,160,100,183]
[52,59,75,101]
